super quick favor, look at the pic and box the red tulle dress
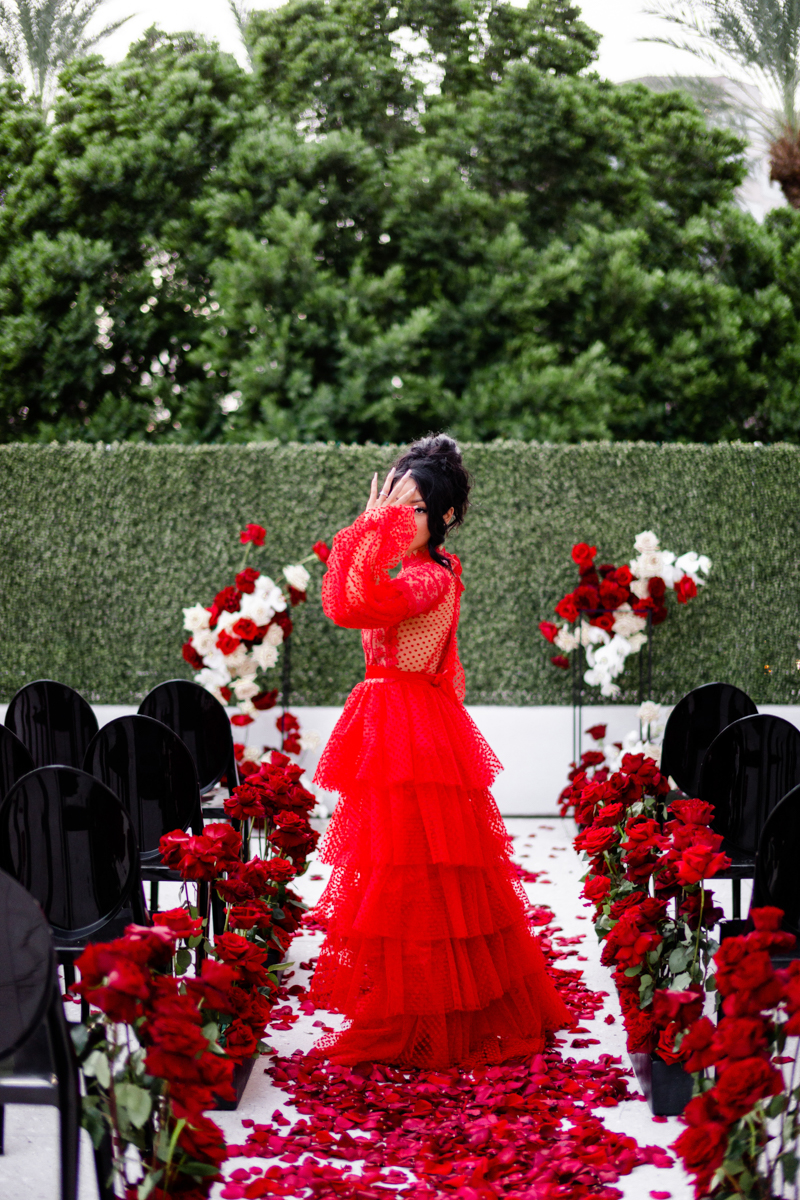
[309,504,571,1068]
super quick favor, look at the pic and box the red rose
[550,655,570,669]
[574,584,599,612]
[232,618,259,641]
[652,988,703,1030]
[681,1016,718,1071]
[678,888,724,930]
[178,1112,229,1167]
[582,874,611,905]
[228,900,273,931]
[216,629,241,656]
[213,586,241,613]
[589,612,615,632]
[263,857,297,883]
[647,576,666,600]
[575,825,617,856]
[223,1018,260,1063]
[712,1017,768,1065]
[273,610,293,638]
[276,712,300,734]
[185,959,241,1013]
[651,602,668,625]
[538,620,559,643]
[312,540,331,563]
[235,567,260,594]
[153,908,203,940]
[675,574,697,604]
[593,801,624,827]
[586,724,607,741]
[239,523,266,546]
[751,906,784,932]
[599,580,627,610]
[253,689,279,710]
[675,839,730,885]
[288,586,306,606]
[713,1057,783,1122]
[72,944,152,1023]
[182,642,204,670]
[282,732,302,754]
[613,565,632,586]
[668,797,715,827]
[225,781,268,821]
[231,714,254,726]
[673,1114,728,1186]
[159,829,190,868]
[554,594,578,623]
[214,933,270,987]
[203,822,242,865]
[623,1007,656,1053]
[220,686,232,703]
[571,542,597,573]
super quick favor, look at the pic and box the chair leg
[47,987,80,1200]
[92,1129,115,1200]
[0,1104,4,1153]
[150,879,159,913]
[732,878,741,920]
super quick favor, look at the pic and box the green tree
[2,0,800,445]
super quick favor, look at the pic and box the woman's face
[403,479,454,553]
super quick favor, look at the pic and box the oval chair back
[752,784,800,940]
[699,714,800,856]
[0,766,144,943]
[661,682,757,798]
[83,715,201,861]
[138,679,238,794]
[5,681,98,770]
[0,724,35,804]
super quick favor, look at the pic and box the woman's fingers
[376,467,396,505]
[387,470,415,505]
[366,472,378,511]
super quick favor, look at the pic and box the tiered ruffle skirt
[309,673,571,1067]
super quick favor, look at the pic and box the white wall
[5,701,799,816]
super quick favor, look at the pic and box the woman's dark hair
[392,434,471,571]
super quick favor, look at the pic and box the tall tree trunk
[770,131,800,207]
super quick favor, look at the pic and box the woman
[310,434,570,1068]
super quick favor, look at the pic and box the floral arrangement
[539,532,711,697]
[181,523,331,763]
[671,909,800,1200]
[558,705,667,815]
[72,923,234,1199]
[562,751,729,1062]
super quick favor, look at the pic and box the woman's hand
[365,467,417,512]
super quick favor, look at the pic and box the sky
[95,0,725,83]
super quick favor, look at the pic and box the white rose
[253,642,279,671]
[283,564,310,592]
[224,645,250,671]
[183,604,210,633]
[627,631,648,652]
[236,656,258,679]
[638,701,662,725]
[311,801,329,819]
[675,551,711,582]
[631,550,665,579]
[233,678,260,700]
[580,623,610,647]
[642,741,662,765]
[554,627,579,652]
[254,573,277,596]
[191,629,217,657]
[299,731,322,751]
[237,698,256,716]
[197,666,231,690]
[241,745,262,763]
[239,593,276,626]
[633,530,660,553]
[265,623,284,646]
[613,610,647,637]
[215,609,240,631]
[629,578,650,599]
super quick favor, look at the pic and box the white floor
[1,817,755,1200]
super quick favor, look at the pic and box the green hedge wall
[1,442,798,707]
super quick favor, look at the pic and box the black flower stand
[630,1052,693,1116]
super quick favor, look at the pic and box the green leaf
[115,1082,152,1129]
[80,1096,108,1149]
[768,1093,789,1118]
[672,972,691,990]
[780,1149,799,1184]
[178,1162,223,1177]
[175,947,192,975]
[623,966,640,978]
[70,1024,90,1056]
[83,1049,111,1090]
[138,1168,163,1199]
[668,946,691,973]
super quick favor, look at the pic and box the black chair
[0,767,149,999]
[0,724,34,802]
[138,679,240,812]
[661,682,758,799]
[0,868,81,1199]
[83,714,202,913]
[5,680,99,770]
[700,715,800,917]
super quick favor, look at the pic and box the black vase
[213,1054,257,1111]
[629,1052,693,1116]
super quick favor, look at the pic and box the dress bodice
[321,506,466,701]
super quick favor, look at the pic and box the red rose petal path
[212,821,694,1200]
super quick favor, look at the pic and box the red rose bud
[288,586,307,606]
[312,540,331,563]
[647,576,666,600]
[239,523,266,546]
[538,620,559,643]
[182,641,204,670]
[551,655,570,669]
[571,542,597,573]
[231,713,254,726]
[586,724,607,741]
[253,689,279,711]
[675,574,698,604]
[233,742,245,761]
[235,566,260,593]
[214,585,241,613]
[554,594,578,623]
[216,629,241,656]
[283,732,302,754]
[232,617,259,641]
